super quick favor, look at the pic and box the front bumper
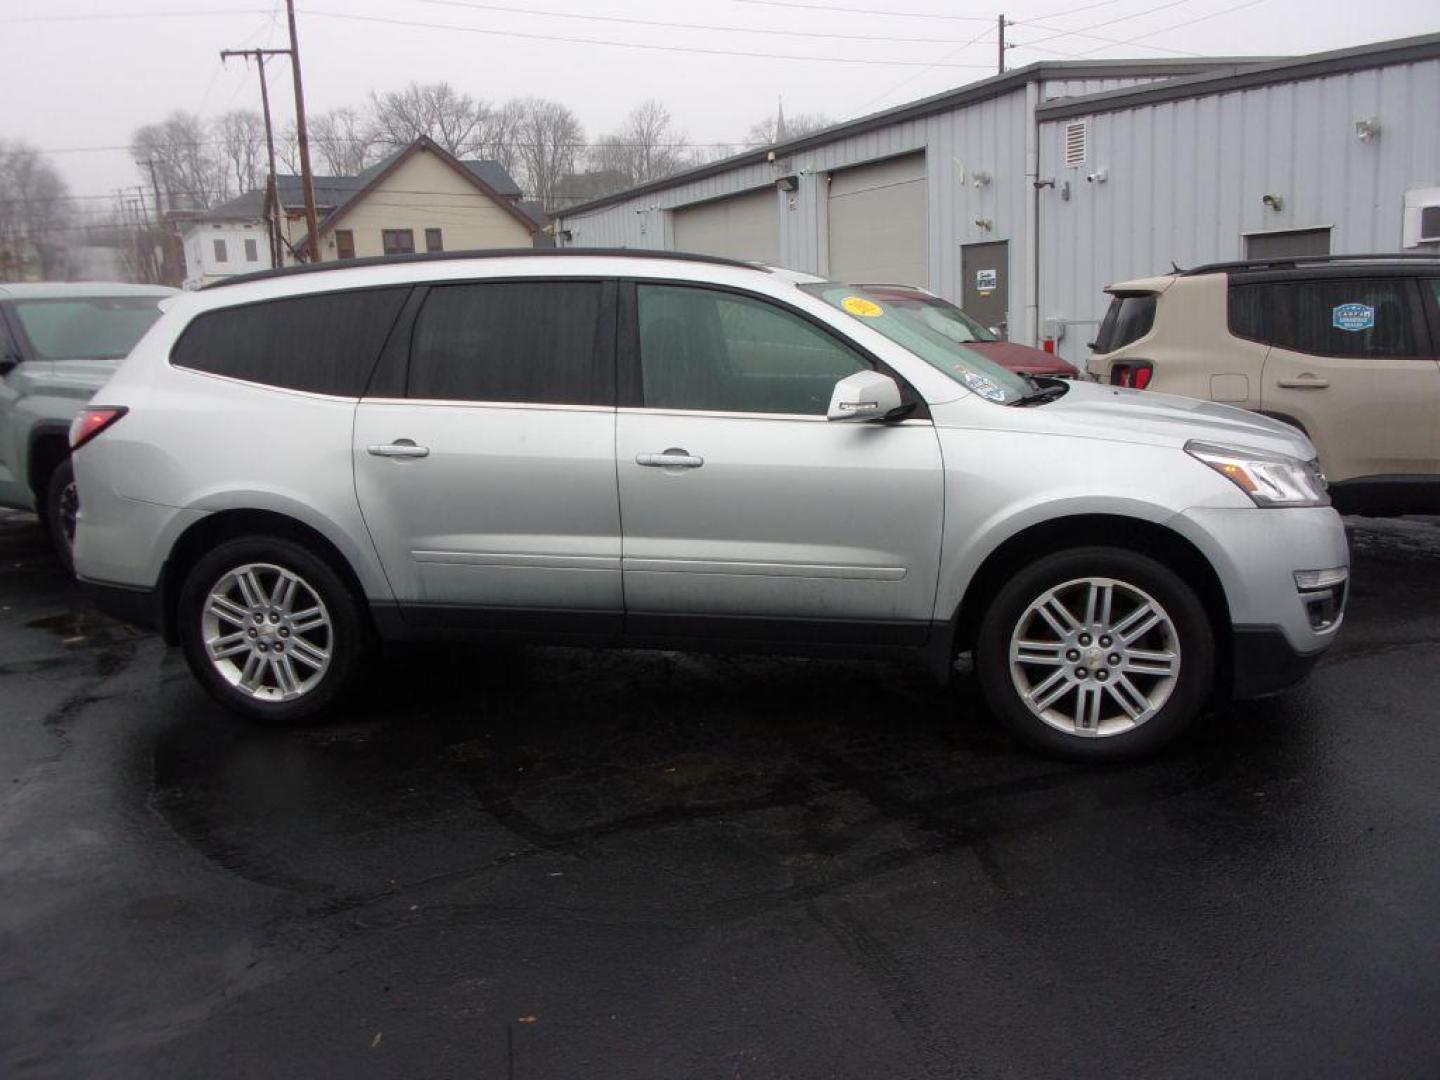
[1230,624,1329,699]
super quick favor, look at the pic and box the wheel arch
[27,422,71,505]
[950,514,1232,663]
[158,508,374,645]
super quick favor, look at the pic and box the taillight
[69,406,128,450]
[1109,361,1154,390]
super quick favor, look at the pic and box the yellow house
[264,136,542,265]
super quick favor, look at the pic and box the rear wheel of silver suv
[975,547,1215,761]
[178,536,369,723]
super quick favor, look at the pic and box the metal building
[555,34,1440,367]
[1036,34,1440,365]
[553,58,1238,344]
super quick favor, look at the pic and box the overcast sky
[3,0,1436,206]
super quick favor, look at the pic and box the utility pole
[286,0,321,263]
[998,14,1008,75]
[220,48,284,267]
[218,0,320,265]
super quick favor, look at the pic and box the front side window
[171,287,409,396]
[1231,278,1420,358]
[1093,293,1156,353]
[13,297,165,361]
[213,239,228,263]
[382,229,415,256]
[637,285,868,415]
[408,281,607,405]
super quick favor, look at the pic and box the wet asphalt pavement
[1,510,1439,1079]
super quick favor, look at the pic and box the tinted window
[14,297,165,361]
[408,281,607,405]
[1093,293,1155,353]
[172,288,408,396]
[637,285,869,415]
[1229,279,1420,358]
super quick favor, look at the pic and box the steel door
[962,241,1009,339]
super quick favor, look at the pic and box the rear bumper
[1230,623,1329,699]
[81,578,162,634]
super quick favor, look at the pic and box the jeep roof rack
[204,247,772,289]
[1181,252,1440,276]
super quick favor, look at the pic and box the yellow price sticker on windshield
[841,296,884,318]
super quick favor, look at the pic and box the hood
[952,378,1318,460]
[967,340,1078,377]
[37,358,122,399]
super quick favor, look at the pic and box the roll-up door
[828,153,928,286]
[672,188,780,264]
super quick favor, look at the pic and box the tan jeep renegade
[1088,254,1440,515]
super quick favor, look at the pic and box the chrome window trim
[616,406,933,425]
[361,398,615,413]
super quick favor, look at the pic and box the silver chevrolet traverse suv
[72,251,1348,760]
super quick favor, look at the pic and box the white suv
[72,251,1348,760]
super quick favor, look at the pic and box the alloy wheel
[201,562,332,702]
[1008,576,1181,737]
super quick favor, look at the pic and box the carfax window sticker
[1332,302,1376,332]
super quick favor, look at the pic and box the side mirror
[826,370,903,422]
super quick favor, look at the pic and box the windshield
[854,287,997,343]
[12,297,165,361]
[801,283,1030,404]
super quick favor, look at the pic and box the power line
[297,7,997,67]
[415,0,998,45]
[851,22,997,116]
[1078,0,1272,53]
[726,0,991,19]
[1017,0,1193,49]
[0,7,270,23]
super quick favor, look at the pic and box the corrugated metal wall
[558,75,1166,343]
[1037,58,1440,366]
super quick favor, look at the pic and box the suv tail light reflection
[70,406,128,450]
[1110,360,1154,390]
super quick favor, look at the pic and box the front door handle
[636,449,704,469]
[367,439,430,459]
[1276,376,1330,389]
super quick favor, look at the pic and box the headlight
[1185,440,1329,508]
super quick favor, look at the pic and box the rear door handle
[636,449,704,469]
[1276,376,1330,389]
[367,439,430,459]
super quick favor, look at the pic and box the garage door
[828,153,928,286]
[672,188,780,264]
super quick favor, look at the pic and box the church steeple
[775,97,787,143]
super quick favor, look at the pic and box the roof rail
[204,247,772,289]
[1182,252,1440,276]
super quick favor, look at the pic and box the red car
[853,283,1079,378]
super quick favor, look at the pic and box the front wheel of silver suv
[975,547,1215,761]
[178,536,370,724]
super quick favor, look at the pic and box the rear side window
[1093,293,1155,353]
[172,288,409,396]
[407,281,609,405]
[1229,279,1421,358]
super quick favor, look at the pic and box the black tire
[975,546,1215,762]
[178,535,370,725]
[43,458,78,577]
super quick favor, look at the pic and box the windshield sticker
[841,296,884,318]
[1332,302,1375,332]
[959,369,1008,402]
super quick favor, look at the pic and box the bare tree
[369,81,488,157]
[214,110,266,195]
[475,98,526,178]
[592,100,691,186]
[310,107,374,176]
[275,120,300,174]
[131,111,225,209]
[745,112,834,148]
[510,97,584,212]
[0,141,71,280]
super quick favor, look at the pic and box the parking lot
[1,506,1438,1078]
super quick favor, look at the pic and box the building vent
[1063,121,1088,168]
[1421,205,1440,243]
